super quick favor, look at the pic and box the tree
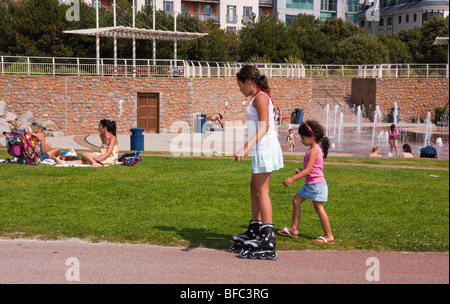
[335,33,390,64]
[11,0,72,57]
[321,17,359,44]
[417,15,449,63]
[239,14,299,63]
[378,33,413,63]
[288,14,333,64]
[0,0,16,55]
[397,26,422,63]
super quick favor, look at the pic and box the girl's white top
[245,91,278,149]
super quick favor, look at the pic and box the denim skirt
[298,181,328,202]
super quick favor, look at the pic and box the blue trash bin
[195,114,206,133]
[295,108,304,124]
[130,128,144,151]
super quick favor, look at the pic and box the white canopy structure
[63,0,207,72]
[64,26,207,41]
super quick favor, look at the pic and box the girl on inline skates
[233,65,284,260]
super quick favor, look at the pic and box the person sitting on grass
[31,119,61,161]
[369,146,382,157]
[399,143,414,158]
[56,119,118,167]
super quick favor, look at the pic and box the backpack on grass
[420,145,438,158]
[119,151,142,166]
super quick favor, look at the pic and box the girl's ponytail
[321,136,330,159]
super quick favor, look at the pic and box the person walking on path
[278,120,334,244]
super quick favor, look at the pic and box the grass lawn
[0,150,448,252]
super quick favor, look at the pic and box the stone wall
[0,75,448,135]
[351,78,449,122]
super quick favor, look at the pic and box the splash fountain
[279,102,449,159]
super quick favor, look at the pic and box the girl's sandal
[313,236,334,244]
[277,227,299,238]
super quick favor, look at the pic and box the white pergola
[63,0,207,70]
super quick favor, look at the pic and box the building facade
[359,0,449,35]
[275,0,359,26]
[60,0,448,32]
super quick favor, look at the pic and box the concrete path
[0,238,448,284]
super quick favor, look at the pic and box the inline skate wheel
[239,249,249,259]
[268,252,278,261]
[249,251,258,259]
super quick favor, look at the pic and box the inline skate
[239,224,278,260]
[230,220,261,252]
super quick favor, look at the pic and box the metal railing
[0,56,448,78]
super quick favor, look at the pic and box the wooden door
[137,93,159,132]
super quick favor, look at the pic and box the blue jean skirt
[251,139,284,174]
[298,181,328,202]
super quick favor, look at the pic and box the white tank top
[245,89,278,148]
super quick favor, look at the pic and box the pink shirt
[303,147,325,185]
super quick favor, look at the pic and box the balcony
[226,14,237,23]
[187,12,220,23]
[259,0,273,6]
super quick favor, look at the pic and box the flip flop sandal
[277,227,299,238]
[313,236,334,244]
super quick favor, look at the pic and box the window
[347,0,358,13]
[286,0,314,10]
[163,1,173,15]
[227,5,237,23]
[181,3,189,13]
[423,11,444,23]
[243,6,252,23]
[406,14,409,23]
[320,12,335,21]
[398,15,402,24]
[346,14,358,25]
[321,0,336,11]
[204,4,213,21]
[227,26,236,33]
[387,17,393,34]
[413,13,417,22]
[286,15,297,27]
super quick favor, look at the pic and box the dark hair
[390,124,396,131]
[402,143,412,153]
[236,65,270,94]
[298,120,330,159]
[100,119,117,137]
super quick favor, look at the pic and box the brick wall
[0,75,447,135]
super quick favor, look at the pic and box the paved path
[0,238,448,284]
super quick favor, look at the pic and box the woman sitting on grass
[56,119,118,167]
[399,143,414,158]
